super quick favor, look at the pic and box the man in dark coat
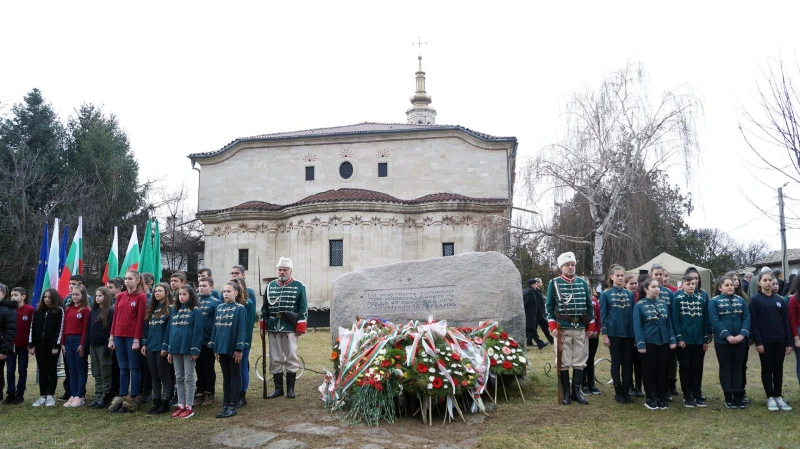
[524,279,551,349]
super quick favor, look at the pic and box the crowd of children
[0,265,253,419]
[593,264,797,411]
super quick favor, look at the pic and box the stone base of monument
[330,251,525,344]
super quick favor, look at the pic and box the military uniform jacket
[209,301,247,355]
[600,287,635,338]
[657,286,674,306]
[166,304,204,356]
[263,278,308,333]
[142,304,171,352]
[708,294,751,345]
[198,295,221,344]
[671,291,710,345]
[633,297,676,349]
[545,275,594,331]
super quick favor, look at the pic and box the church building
[188,56,518,308]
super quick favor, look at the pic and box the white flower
[518,356,527,363]
[445,357,450,361]
[427,383,433,389]
[507,355,514,361]
[513,363,519,366]
[429,376,435,382]
[378,348,386,355]
[487,348,495,356]
[505,341,510,346]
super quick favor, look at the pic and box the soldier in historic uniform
[260,257,308,399]
[546,252,595,405]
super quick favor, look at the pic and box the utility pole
[779,183,789,277]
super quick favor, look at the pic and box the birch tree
[522,63,701,274]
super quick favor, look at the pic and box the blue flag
[32,223,50,310]
[58,224,69,276]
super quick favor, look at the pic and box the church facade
[188,58,518,308]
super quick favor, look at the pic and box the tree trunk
[592,229,605,275]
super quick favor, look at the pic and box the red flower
[489,333,499,340]
[416,363,429,373]
[394,342,404,349]
[395,363,402,368]
[490,358,497,366]
[459,341,467,350]
[461,380,469,387]
[380,360,390,368]
[452,353,461,361]
[432,377,444,389]
[502,360,513,370]
[510,340,519,348]
[500,332,509,340]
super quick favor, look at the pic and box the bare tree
[522,63,701,274]
[149,185,203,274]
[740,55,800,182]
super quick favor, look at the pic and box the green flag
[139,220,154,278]
[153,219,162,285]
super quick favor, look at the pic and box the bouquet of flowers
[470,322,527,402]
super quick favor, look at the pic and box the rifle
[259,256,268,399]
[556,311,563,405]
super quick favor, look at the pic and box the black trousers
[742,340,750,390]
[585,337,599,383]
[631,346,643,388]
[140,348,151,396]
[35,344,60,396]
[642,343,669,400]
[677,344,705,397]
[715,343,746,393]
[668,349,677,381]
[609,337,634,387]
[533,316,554,344]
[218,354,242,405]
[146,350,172,400]
[526,327,545,346]
[759,342,787,397]
[196,345,216,395]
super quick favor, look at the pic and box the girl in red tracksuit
[62,285,91,407]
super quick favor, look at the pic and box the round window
[339,161,353,179]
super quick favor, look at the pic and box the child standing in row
[633,277,676,410]
[62,286,91,407]
[671,275,709,408]
[750,271,793,412]
[142,282,172,415]
[196,277,220,407]
[708,276,750,409]
[601,266,635,404]
[210,281,247,418]
[167,285,203,419]
[0,284,17,406]
[108,270,147,413]
[29,289,64,407]
[86,287,114,408]
[624,274,644,398]
[5,287,32,405]
[582,291,602,396]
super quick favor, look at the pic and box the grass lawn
[2,330,799,448]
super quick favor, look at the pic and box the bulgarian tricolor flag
[102,226,119,284]
[120,225,140,274]
[41,218,60,293]
[57,217,83,298]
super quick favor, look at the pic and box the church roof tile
[188,122,516,159]
[197,188,507,216]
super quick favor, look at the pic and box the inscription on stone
[363,286,459,315]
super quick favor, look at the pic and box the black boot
[587,373,601,395]
[286,372,297,399]
[156,398,171,414]
[613,383,626,404]
[571,369,589,405]
[266,373,284,399]
[147,398,160,414]
[2,392,15,404]
[622,382,634,403]
[669,378,679,396]
[559,371,571,405]
[724,391,736,409]
[234,390,247,409]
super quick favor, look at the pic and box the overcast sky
[2,1,799,254]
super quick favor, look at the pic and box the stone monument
[330,251,525,343]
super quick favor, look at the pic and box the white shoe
[776,397,792,411]
[64,397,76,407]
[45,396,56,407]
[72,397,85,407]
[32,397,46,407]
[767,397,779,412]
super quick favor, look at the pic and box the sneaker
[72,397,85,407]
[171,406,185,418]
[767,397,779,412]
[657,399,668,410]
[45,396,56,407]
[32,397,46,407]
[682,398,695,408]
[776,397,792,411]
[64,397,76,407]
[644,398,659,410]
[179,407,194,419]
[694,397,707,408]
